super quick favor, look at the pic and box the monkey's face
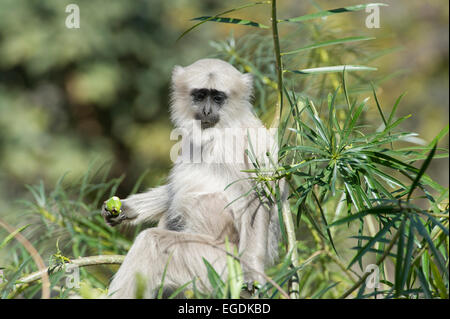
[170,59,253,130]
[191,88,227,129]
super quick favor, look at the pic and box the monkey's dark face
[191,88,227,129]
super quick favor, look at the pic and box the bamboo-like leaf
[281,3,388,23]
[412,215,448,279]
[401,221,416,291]
[281,36,375,56]
[419,211,449,236]
[347,216,400,269]
[341,98,369,146]
[203,258,225,298]
[428,125,449,150]
[275,183,288,244]
[313,192,338,255]
[191,16,269,29]
[329,206,400,227]
[407,143,437,201]
[178,1,270,40]
[416,268,432,298]
[430,261,449,299]
[157,253,173,299]
[168,280,193,299]
[387,92,406,125]
[362,151,444,192]
[394,216,406,297]
[311,282,340,299]
[281,145,329,156]
[286,65,377,75]
[0,224,31,250]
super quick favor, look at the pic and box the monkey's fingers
[101,200,126,226]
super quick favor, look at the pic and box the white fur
[106,59,281,298]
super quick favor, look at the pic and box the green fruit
[106,196,122,216]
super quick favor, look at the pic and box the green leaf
[281,36,375,56]
[407,143,437,201]
[311,282,340,299]
[157,253,173,299]
[178,1,269,40]
[394,216,406,297]
[281,3,388,23]
[347,216,400,269]
[430,261,449,299]
[415,268,432,298]
[329,206,401,228]
[203,258,226,298]
[313,192,338,255]
[286,65,377,75]
[387,92,406,125]
[0,224,31,250]
[412,216,448,279]
[275,183,288,244]
[401,221,416,290]
[191,16,269,29]
[168,280,193,299]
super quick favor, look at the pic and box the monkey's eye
[211,91,227,105]
[191,89,208,102]
[213,95,224,104]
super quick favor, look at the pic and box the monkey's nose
[202,107,211,116]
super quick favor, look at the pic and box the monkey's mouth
[200,120,218,129]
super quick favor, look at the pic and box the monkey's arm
[102,185,170,226]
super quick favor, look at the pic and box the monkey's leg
[102,185,169,226]
[238,200,271,287]
[108,228,229,298]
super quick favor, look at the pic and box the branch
[16,255,125,285]
[270,0,300,299]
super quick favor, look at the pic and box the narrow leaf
[281,3,388,23]
[287,65,377,75]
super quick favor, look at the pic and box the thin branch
[270,0,284,128]
[269,0,300,299]
[16,255,125,285]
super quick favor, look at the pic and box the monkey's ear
[241,73,254,99]
[171,65,186,93]
[172,65,185,82]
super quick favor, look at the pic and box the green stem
[271,0,284,127]
[270,0,299,299]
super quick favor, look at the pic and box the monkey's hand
[101,196,127,226]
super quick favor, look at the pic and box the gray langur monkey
[102,58,284,298]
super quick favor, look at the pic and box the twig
[0,218,51,299]
[16,255,125,285]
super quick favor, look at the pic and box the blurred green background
[0,0,448,227]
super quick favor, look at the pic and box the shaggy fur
[103,59,282,298]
